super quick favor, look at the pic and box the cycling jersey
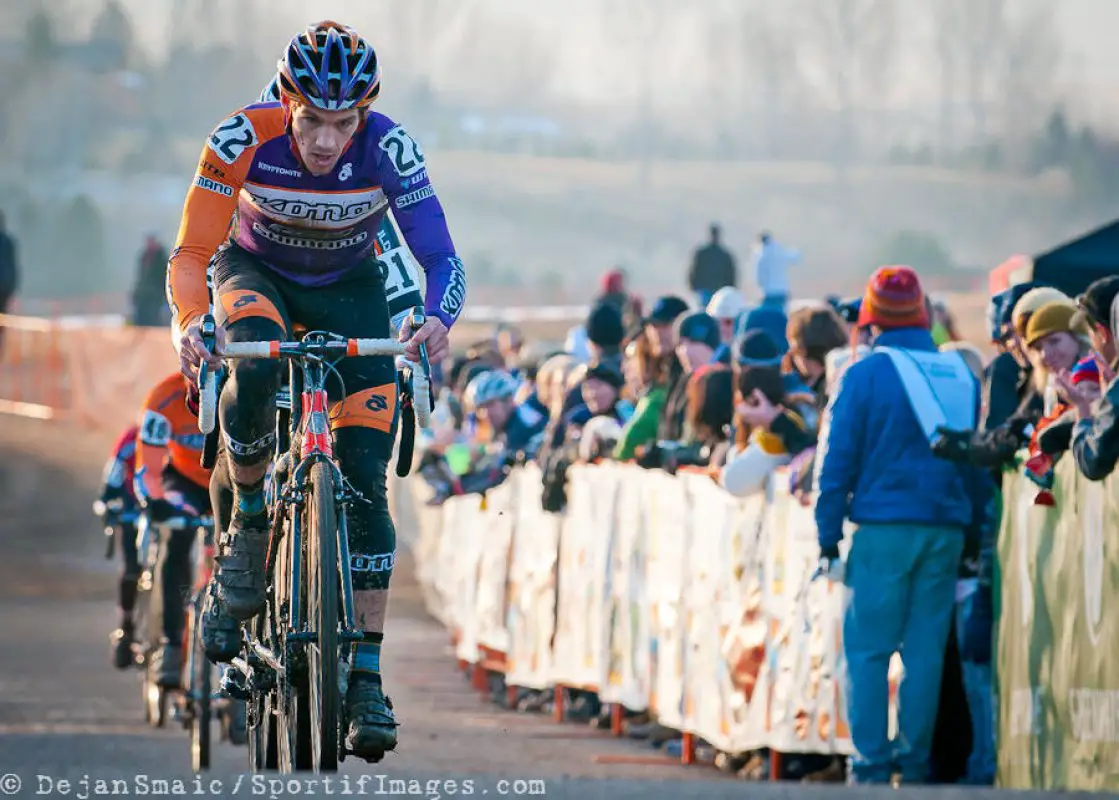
[135,373,211,499]
[100,425,139,503]
[168,101,466,335]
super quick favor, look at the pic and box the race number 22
[379,126,426,178]
[209,113,258,165]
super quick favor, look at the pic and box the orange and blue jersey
[100,425,139,504]
[167,102,466,335]
[134,373,211,499]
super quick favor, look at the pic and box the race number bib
[372,217,421,304]
[378,125,426,178]
[208,112,258,165]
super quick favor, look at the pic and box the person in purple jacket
[169,21,467,762]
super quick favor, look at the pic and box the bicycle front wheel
[188,599,211,771]
[307,462,340,772]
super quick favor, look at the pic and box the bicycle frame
[200,314,433,771]
[269,336,361,653]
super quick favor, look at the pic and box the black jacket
[657,363,689,443]
[687,242,736,294]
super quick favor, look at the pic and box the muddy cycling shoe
[344,676,398,762]
[200,587,242,664]
[213,520,270,621]
[110,624,135,670]
[150,641,182,689]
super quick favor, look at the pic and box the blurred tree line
[3,0,1119,301]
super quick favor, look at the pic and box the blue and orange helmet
[276,21,380,111]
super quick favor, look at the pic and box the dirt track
[0,417,1083,799]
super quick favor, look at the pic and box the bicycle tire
[248,610,278,771]
[138,553,165,727]
[307,462,340,772]
[276,515,313,772]
[189,602,211,771]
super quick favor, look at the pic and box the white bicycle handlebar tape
[198,364,218,434]
[220,339,407,358]
[411,362,433,429]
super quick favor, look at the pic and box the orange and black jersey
[135,373,210,497]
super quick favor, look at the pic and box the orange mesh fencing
[0,311,177,432]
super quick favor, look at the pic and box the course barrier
[411,461,909,767]
[997,456,1119,792]
[413,455,1119,792]
[0,312,177,431]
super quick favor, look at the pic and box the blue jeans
[695,289,713,309]
[843,523,964,784]
[955,593,996,784]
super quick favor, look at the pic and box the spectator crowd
[412,227,1119,786]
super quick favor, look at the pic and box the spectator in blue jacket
[815,266,990,786]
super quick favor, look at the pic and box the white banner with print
[410,462,884,755]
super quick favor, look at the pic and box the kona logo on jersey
[440,257,467,320]
[258,162,303,178]
[350,552,395,573]
[244,183,386,230]
[338,162,353,181]
[193,174,234,197]
[395,185,435,210]
[252,222,368,250]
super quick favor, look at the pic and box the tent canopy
[989,219,1119,297]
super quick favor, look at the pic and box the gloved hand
[636,444,664,470]
[811,543,844,582]
[144,498,183,524]
[1038,414,1075,455]
[961,587,994,665]
[931,427,972,462]
[99,485,126,507]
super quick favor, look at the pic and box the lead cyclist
[168,20,466,762]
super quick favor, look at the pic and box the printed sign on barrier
[411,462,902,759]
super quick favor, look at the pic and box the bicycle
[196,308,433,773]
[174,510,251,771]
[130,507,214,733]
[94,498,142,669]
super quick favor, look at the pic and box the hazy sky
[50,0,1119,126]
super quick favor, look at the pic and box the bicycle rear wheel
[188,599,211,771]
[307,462,340,772]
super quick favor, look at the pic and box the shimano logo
[253,222,368,250]
[258,162,303,178]
[395,185,435,209]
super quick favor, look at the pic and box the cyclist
[133,372,214,687]
[96,424,142,669]
[169,21,466,762]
